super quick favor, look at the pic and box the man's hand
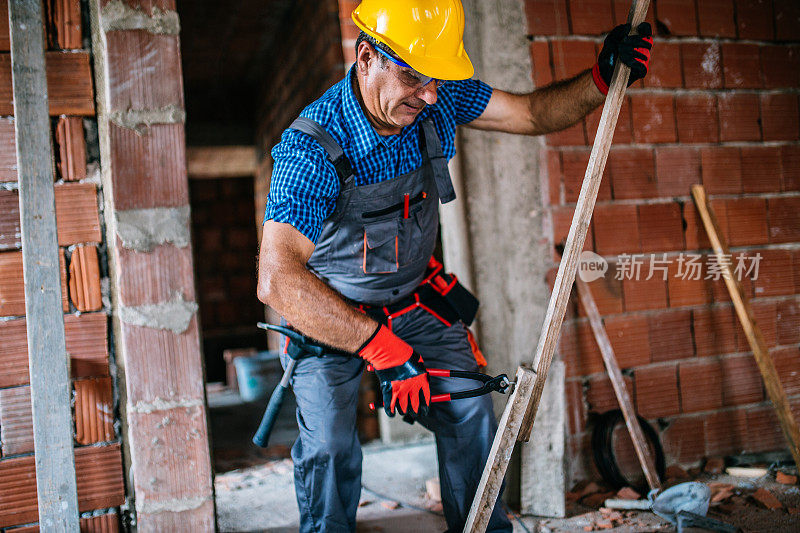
[593,22,654,95]
[359,324,431,417]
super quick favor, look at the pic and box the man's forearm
[258,259,378,354]
[528,70,605,135]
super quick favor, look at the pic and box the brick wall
[524,0,800,486]
[190,176,266,381]
[0,0,125,529]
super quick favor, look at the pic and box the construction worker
[257,1,653,531]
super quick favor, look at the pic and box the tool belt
[355,257,479,329]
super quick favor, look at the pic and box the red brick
[776,298,800,345]
[127,405,212,505]
[751,299,778,348]
[604,314,651,368]
[74,377,115,445]
[752,249,794,298]
[760,94,799,142]
[700,147,742,195]
[116,244,195,306]
[705,409,748,456]
[0,385,33,454]
[717,93,761,142]
[546,149,563,204]
[635,364,680,417]
[655,0,697,35]
[108,123,189,209]
[676,94,719,143]
[684,198,728,250]
[722,43,762,88]
[546,121,587,146]
[68,245,102,312]
[0,117,15,181]
[774,0,800,41]
[608,146,657,200]
[525,0,570,35]
[663,415,707,464]
[724,198,769,246]
[593,204,640,255]
[0,52,95,116]
[649,309,695,362]
[0,0,8,51]
[761,45,800,89]
[655,146,700,196]
[694,306,743,357]
[622,261,669,312]
[55,116,86,182]
[740,145,783,193]
[54,182,102,245]
[562,149,611,202]
[642,41,683,88]
[667,258,713,307]
[768,197,800,244]
[138,500,215,533]
[782,145,800,192]
[680,359,724,412]
[736,0,775,39]
[530,41,554,87]
[570,0,614,35]
[585,97,632,144]
[586,374,633,412]
[551,39,597,79]
[566,379,586,434]
[49,0,82,49]
[638,203,685,253]
[560,320,606,377]
[697,0,736,37]
[630,93,676,143]
[576,275,624,316]
[681,42,723,88]
[0,250,69,317]
[120,317,205,405]
[746,405,785,452]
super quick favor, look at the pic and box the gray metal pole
[9,0,80,530]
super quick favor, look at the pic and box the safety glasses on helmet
[374,46,446,89]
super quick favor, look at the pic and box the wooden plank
[577,278,661,490]
[8,0,79,530]
[0,51,95,115]
[463,367,537,531]
[0,249,69,317]
[691,184,800,469]
[465,3,651,531]
[186,145,258,178]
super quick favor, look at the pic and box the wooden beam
[8,0,80,530]
[691,184,800,469]
[577,279,661,491]
[186,145,257,179]
[464,2,650,531]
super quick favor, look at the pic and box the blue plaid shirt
[263,67,493,244]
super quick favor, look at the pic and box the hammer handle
[252,358,296,448]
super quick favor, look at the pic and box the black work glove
[374,351,430,418]
[592,22,654,95]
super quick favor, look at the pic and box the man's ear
[355,41,375,74]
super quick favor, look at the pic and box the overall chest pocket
[362,219,398,274]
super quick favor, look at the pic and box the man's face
[358,45,440,132]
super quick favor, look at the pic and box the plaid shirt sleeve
[443,78,493,125]
[262,130,339,245]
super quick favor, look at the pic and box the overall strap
[289,117,354,187]
[420,118,456,204]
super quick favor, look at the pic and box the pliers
[367,366,514,410]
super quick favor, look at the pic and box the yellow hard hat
[351,0,474,81]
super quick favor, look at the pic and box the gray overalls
[282,116,512,533]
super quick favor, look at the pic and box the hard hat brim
[352,14,474,81]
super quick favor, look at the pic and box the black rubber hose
[591,409,666,493]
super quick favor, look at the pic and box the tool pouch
[425,258,480,327]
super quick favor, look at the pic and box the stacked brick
[0,0,124,529]
[524,0,800,485]
[92,0,214,530]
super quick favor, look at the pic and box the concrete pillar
[455,0,564,512]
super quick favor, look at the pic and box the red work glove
[358,325,430,417]
[592,22,654,95]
